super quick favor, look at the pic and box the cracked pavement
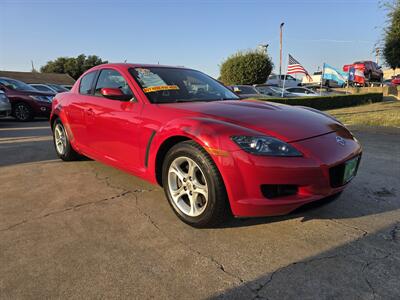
[0,119,399,299]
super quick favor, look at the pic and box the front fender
[146,117,260,211]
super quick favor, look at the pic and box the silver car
[0,90,11,118]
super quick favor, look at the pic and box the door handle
[87,108,94,116]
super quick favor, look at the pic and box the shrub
[220,50,273,85]
[255,93,383,110]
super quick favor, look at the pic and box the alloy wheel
[15,104,30,121]
[54,123,67,155]
[168,156,209,217]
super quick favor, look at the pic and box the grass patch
[327,101,400,128]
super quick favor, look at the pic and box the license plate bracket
[343,156,359,184]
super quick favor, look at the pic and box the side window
[79,72,96,95]
[94,69,133,98]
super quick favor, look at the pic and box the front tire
[53,118,80,161]
[162,141,229,227]
[13,102,33,121]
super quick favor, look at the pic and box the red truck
[343,61,383,82]
[392,75,400,86]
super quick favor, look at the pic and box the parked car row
[0,77,55,121]
[227,83,343,99]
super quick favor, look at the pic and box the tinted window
[33,85,53,92]
[79,72,96,95]
[94,69,133,98]
[236,86,258,94]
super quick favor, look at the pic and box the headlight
[0,94,9,103]
[30,95,52,103]
[232,136,302,156]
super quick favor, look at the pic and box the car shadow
[208,222,400,299]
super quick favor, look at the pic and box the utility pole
[375,48,380,65]
[279,23,285,85]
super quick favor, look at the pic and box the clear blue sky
[0,0,386,78]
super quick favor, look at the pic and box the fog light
[261,184,298,199]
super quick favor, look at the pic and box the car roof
[90,63,191,71]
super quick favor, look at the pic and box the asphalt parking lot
[0,119,399,299]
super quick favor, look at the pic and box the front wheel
[13,102,33,121]
[162,141,229,227]
[53,119,80,161]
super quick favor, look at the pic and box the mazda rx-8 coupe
[50,63,361,227]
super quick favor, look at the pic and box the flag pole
[281,54,289,98]
[320,63,325,96]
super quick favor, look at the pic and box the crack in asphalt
[249,250,365,300]
[91,167,251,290]
[125,190,257,297]
[0,190,132,232]
[389,223,400,242]
[327,218,369,237]
[361,252,393,300]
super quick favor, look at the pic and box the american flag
[287,54,311,80]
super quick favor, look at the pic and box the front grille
[329,164,346,188]
[261,184,298,199]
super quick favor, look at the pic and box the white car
[266,74,302,88]
[285,87,319,97]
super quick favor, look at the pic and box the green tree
[40,54,107,79]
[383,0,400,70]
[219,50,273,85]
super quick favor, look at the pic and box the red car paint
[343,61,383,82]
[392,76,400,86]
[51,63,362,217]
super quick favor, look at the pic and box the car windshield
[47,84,68,92]
[129,67,239,103]
[32,85,53,92]
[0,78,37,92]
[235,86,258,94]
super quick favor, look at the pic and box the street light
[279,22,285,85]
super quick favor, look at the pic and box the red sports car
[50,63,362,227]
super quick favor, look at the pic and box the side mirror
[100,88,131,101]
[233,87,242,94]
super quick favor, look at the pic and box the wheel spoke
[170,162,185,181]
[187,159,195,178]
[194,184,208,199]
[172,185,186,200]
[188,194,198,216]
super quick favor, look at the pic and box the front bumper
[33,101,52,117]
[0,102,12,117]
[216,130,362,217]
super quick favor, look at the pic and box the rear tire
[162,141,229,227]
[13,102,33,122]
[52,118,80,161]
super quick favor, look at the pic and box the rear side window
[79,72,96,95]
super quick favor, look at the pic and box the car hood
[162,100,343,142]
[7,89,55,97]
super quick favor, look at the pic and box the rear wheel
[13,102,33,121]
[53,119,80,161]
[162,141,229,227]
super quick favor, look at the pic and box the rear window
[79,72,96,95]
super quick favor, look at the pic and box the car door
[66,71,97,150]
[85,68,143,171]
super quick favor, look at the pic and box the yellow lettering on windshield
[143,85,180,93]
